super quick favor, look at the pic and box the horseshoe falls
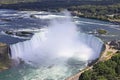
[10,12,103,80]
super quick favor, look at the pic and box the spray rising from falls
[9,12,103,79]
[10,12,103,66]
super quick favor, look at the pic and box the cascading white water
[10,11,103,79]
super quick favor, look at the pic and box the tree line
[68,4,120,21]
[79,52,120,80]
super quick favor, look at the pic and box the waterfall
[10,12,103,66]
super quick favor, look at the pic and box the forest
[79,52,120,80]
[0,0,120,23]
[69,4,120,22]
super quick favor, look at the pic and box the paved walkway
[66,44,118,80]
[99,44,117,62]
[65,66,92,80]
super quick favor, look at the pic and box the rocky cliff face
[0,43,10,71]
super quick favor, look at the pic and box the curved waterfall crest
[10,12,103,66]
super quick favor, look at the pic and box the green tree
[79,50,120,80]
[79,70,92,80]
[111,54,120,64]
[93,62,116,77]
[97,76,107,80]
[105,60,117,69]
[115,65,120,75]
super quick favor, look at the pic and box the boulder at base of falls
[0,43,11,71]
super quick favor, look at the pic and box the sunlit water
[0,9,119,80]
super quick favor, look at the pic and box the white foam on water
[10,11,103,80]
[33,14,66,19]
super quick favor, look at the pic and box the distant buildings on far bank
[108,40,120,50]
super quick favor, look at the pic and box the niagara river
[0,9,120,80]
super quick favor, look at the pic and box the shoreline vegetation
[0,40,119,79]
[79,48,120,80]
[0,0,120,79]
[0,0,120,24]
[68,3,120,24]
[66,42,120,80]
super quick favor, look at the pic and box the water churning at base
[10,11,103,66]
[9,11,103,80]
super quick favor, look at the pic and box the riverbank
[0,43,11,71]
[71,11,120,25]
[66,43,119,80]
[0,0,120,25]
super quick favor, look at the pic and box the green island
[97,29,107,35]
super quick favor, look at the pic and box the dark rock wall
[0,43,10,71]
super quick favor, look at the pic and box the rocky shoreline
[0,43,11,71]
[0,40,120,79]
[71,11,120,25]
[66,40,120,80]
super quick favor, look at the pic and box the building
[108,40,120,50]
